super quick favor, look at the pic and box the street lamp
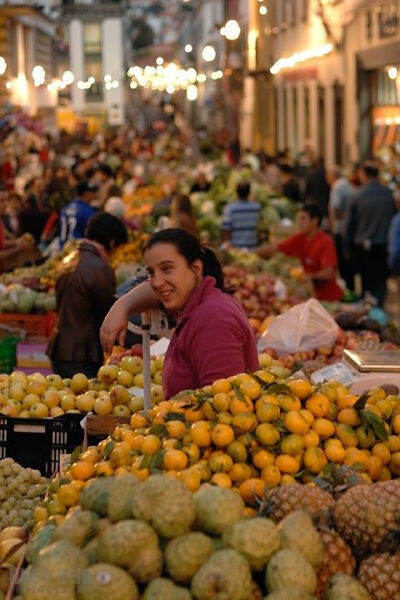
[223,19,241,41]
[185,44,193,53]
[202,45,216,62]
[0,57,7,76]
[186,84,198,101]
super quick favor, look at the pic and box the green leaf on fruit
[354,393,369,412]
[103,441,115,459]
[140,411,153,422]
[360,410,388,441]
[265,383,292,395]
[232,384,246,402]
[253,374,272,390]
[274,418,288,433]
[164,412,186,422]
[150,449,165,471]
[195,391,213,403]
[149,423,168,438]
[350,462,366,472]
[140,455,152,469]
[70,445,82,464]
[170,389,195,402]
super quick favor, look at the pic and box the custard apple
[191,549,252,600]
[36,539,88,575]
[143,578,192,600]
[266,549,317,595]
[54,510,99,547]
[194,487,244,535]
[80,478,113,517]
[26,524,55,564]
[107,474,139,522]
[165,532,214,583]
[265,587,317,600]
[222,517,280,570]
[20,565,75,600]
[324,574,371,600]
[77,563,138,600]
[278,511,323,568]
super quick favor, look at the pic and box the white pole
[141,312,152,410]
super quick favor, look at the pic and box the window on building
[85,60,103,101]
[84,23,101,54]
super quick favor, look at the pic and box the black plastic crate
[0,414,84,477]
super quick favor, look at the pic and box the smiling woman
[100,229,259,399]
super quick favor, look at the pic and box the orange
[312,418,335,438]
[183,443,201,465]
[202,400,217,420]
[208,451,233,473]
[178,469,201,492]
[79,447,101,464]
[95,461,114,477]
[189,421,212,447]
[256,402,281,423]
[393,414,400,434]
[210,473,232,488]
[288,379,313,400]
[163,449,188,471]
[344,448,368,469]
[372,443,391,465]
[378,466,392,481]
[252,449,275,470]
[255,423,280,446]
[130,434,145,451]
[302,430,320,448]
[336,393,358,411]
[226,441,248,463]
[131,466,150,481]
[229,396,254,415]
[185,406,205,423]
[57,483,80,507]
[231,411,258,433]
[239,478,266,506]
[130,412,149,429]
[261,465,281,487]
[280,474,297,486]
[191,461,212,482]
[70,461,95,481]
[284,411,310,435]
[279,395,301,412]
[212,393,231,412]
[217,412,232,425]
[386,435,400,452]
[324,439,346,463]
[335,424,358,447]
[299,409,315,426]
[229,463,252,482]
[163,438,179,450]
[211,378,232,395]
[239,380,261,400]
[33,506,48,523]
[243,507,257,517]
[256,394,280,409]
[280,434,304,456]
[305,393,330,417]
[337,408,361,427]
[303,447,328,474]
[140,435,162,456]
[211,423,235,447]
[275,454,300,474]
[389,452,400,476]
[367,455,383,480]
[376,399,392,419]
[166,420,187,439]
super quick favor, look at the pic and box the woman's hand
[100,302,129,355]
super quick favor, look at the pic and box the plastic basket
[0,312,56,337]
[0,336,19,374]
[0,414,84,477]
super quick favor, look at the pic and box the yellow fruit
[183,443,201,465]
[288,379,313,400]
[163,449,188,471]
[302,430,320,448]
[261,465,281,486]
[281,474,297,486]
[239,478,266,506]
[226,441,247,463]
[231,411,258,433]
[279,395,301,412]
[95,461,114,477]
[140,435,162,456]
[190,421,212,447]
[305,393,330,417]
[336,394,358,410]
[280,434,304,456]
[229,463,252,482]
[178,468,201,492]
[367,455,383,480]
[275,454,300,474]
[211,378,232,395]
[355,426,375,449]
[372,443,391,465]
[191,461,212,482]
[166,420,187,439]
[239,380,261,400]
[79,447,101,464]
[57,483,80,507]
[256,402,280,423]
[325,439,346,463]
[284,411,310,435]
[312,418,335,438]
[389,452,400,476]
[211,423,235,447]
[229,396,254,415]
[344,448,368,469]
[185,406,205,423]
[202,400,217,420]
[252,449,275,469]
[303,447,328,473]
[208,451,233,473]
[386,435,400,452]
[76,393,95,413]
[94,396,113,415]
[255,423,280,446]
[70,461,95,481]
[299,409,315,426]
[131,466,150,480]
[61,395,75,412]
[210,473,232,488]
[393,414,400,434]
[337,408,361,427]
[336,423,358,447]
[378,466,392,481]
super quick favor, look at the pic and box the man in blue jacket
[59,181,98,247]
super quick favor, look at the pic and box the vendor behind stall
[257,204,343,302]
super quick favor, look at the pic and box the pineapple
[334,480,400,556]
[261,485,334,523]
[358,552,400,600]
[316,530,355,599]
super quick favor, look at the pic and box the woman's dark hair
[85,212,128,251]
[172,194,194,217]
[144,228,231,292]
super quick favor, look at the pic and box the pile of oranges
[37,355,400,522]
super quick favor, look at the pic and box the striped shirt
[221,200,261,249]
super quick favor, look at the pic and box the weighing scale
[311,349,400,394]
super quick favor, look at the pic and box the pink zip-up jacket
[163,276,260,399]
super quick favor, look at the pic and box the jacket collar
[176,276,216,330]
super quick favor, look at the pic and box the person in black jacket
[47,212,127,378]
[304,158,331,218]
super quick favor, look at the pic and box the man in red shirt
[257,204,343,302]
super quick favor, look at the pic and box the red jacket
[163,276,259,399]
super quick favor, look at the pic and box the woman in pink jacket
[100,228,259,399]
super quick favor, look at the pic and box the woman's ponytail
[201,246,232,293]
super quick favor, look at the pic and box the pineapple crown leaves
[313,464,365,498]
[360,410,388,441]
[103,440,115,459]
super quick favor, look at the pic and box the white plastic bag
[257,298,339,355]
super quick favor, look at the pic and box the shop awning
[357,40,400,70]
